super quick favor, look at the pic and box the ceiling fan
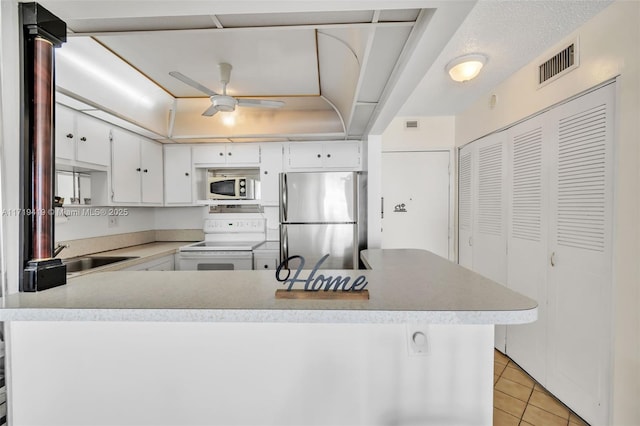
[169,63,285,117]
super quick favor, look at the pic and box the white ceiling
[399,0,613,117]
[36,0,613,140]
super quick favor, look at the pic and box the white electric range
[177,219,266,271]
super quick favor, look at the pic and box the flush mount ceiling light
[446,54,487,82]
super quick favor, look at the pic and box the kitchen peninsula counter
[1,249,537,426]
[0,249,536,324]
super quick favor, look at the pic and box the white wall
[53,206,207,242]
[454,2,640,423]
[154,206,206,230]
[0,0,23,295]
[373,116,455,257]
[54,208,156,241]
[382,116,455,151]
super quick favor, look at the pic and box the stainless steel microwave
[208,176,256,200]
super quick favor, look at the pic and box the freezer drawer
[280,223,357,269]
[280,172,357,223]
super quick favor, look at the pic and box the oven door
[177,250,253,271]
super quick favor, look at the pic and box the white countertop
[0,249,537,324]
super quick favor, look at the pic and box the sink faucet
[53,243,69,257]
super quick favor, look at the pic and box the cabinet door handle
[80,137,87,141]
[326,154,331,158]
[185,172,189,176]
[317,154,321,158]
[136,168,141,172]
[143,169,148,173]
[66,133,73,139]
[228,152,232,156]
[550,252,556,267]
[468,237,473,246]
[219,152,224,156]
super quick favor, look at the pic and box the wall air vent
[538,39,578,87]
[405,120,419,129]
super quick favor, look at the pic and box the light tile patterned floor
[493,350,589,426]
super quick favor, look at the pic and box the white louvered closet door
[505,114,550,382]
[472,133,508,283]
[458,144,474,269]
[472,132,508,351]
[546,83,615,426]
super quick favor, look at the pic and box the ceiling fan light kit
[169,62,285,117]
[446,53,487,82]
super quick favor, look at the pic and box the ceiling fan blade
[169,71,218,97]
[237,99,285,109]
[201,104,219,117]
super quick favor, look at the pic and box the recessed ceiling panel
[217,11,374,28]
[378,9,421,22]
[65,15,217,33]
[96,28,319,97]
[357,26,413,104]
[348,104,377,137]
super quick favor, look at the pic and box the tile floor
[493,350,589,426]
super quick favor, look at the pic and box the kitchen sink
[63,256,138,273]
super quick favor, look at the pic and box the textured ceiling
[399,0,613,116]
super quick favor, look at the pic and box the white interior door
[505,114,550,382]
[546,83,614,426]
[381,151,450,259]
[471,133,508,351]
[458,145,473,269]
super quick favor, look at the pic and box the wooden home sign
[275,254,369,300]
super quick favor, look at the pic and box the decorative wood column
[20,3,67,292]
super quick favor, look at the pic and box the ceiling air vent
[538,39,578,87]
[405,120,419,129]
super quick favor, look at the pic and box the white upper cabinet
[111,129,141,203]
[259,143,283,206]
[110,129,163,205]
[55,106,75,161]
[164,144,193,205]
[285,141,361,170]
[140,139,164,204]
[55,104,110,168]
[75,113,111,166]
[192,144,260,166]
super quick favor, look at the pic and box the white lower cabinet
[122,254,175,271]
[459,83,615,425]
[253,254,279,270]
[110,129,163,205]
[253,241,280,270]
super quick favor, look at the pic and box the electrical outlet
[406,325,430,356]
[108,215,118,228]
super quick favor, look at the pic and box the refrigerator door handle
[281,226,289,268]
[281,173,288,222]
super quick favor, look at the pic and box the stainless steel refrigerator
[279,171,367,270]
